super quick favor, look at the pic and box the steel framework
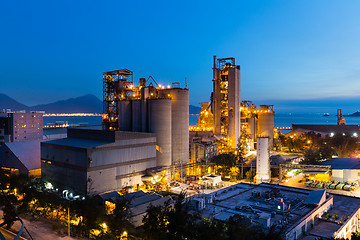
[102,69,133,130]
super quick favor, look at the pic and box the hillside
[30,94,103,113]
[0,94,103,113]
[0,93,30,111]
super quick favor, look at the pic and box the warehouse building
[41,127,157,196]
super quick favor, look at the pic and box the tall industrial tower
[211,56,241,149]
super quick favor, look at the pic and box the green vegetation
[0,171,134,239]
[211,153,239,180]
[279,132,358,164]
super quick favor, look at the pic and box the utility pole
[68,207,70,240]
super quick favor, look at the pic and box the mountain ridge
[0,93,202,114]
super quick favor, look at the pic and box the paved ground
[0,227,26,240]
[281,173,360,197]
[0,211,85,240]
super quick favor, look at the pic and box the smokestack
[213,55,217,69]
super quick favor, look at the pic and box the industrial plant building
[290,109,359,137]
[0,110,43,143]
[190,57,275,155]
[41,128,158,196]
[191,183,360,240]
[102,69,189,167]
[41,68,189,196]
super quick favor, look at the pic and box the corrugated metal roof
[43,137,112,149]
[320,158,360,169]
[292,124,360,135]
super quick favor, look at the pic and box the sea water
[43,113,360,133]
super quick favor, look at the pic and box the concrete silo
[118,100,132,131]
[147,98,172,167]
[159,88,189,165]
[256,137,270,183]
[257,105,274,147]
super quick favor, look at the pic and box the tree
[106,196,134,238]
[245,170,256,182]
[1,194,17,229]
[142,203,171,240]
[330,134,357,157]
[211,154,237,178]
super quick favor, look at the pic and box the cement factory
[13,55,276,196]
[6,56,360,240]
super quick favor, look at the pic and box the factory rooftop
[192,183,360,239]
[320,158,360,169]
[292,124,360,136]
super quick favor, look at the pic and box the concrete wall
[87,136,157,195]
[41,131,157,196]
[41,142,88,195]
[333,169,360,184]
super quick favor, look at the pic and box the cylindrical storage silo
[118,100,132,131]
[256,137,270,183]
[147,99,172,167]
[247,117,256,140]
[159,88,189,165]
[132,100,142,132]
[258,106,274,147]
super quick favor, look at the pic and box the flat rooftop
[197,183,360,234]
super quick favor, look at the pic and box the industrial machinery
[211,56,241,149]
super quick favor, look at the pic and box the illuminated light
[167,85,170,88]
[45,182,53,190]
[307,140,311,144]
[353,133,358,137]
[330,132,334,137]
[102,223,107,229]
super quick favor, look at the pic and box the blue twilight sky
[1,0,360,107]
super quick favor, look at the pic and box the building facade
[41,128,157,196]
[0,111,43,143]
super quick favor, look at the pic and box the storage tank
[159,88,189,165]
[118,100,132,131]
[147,99,172,167]
[256,137,270,183]
[247,117,256,140]
[257,105,274,147]
[131,100,147,132]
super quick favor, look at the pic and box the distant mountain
[30,94,103,113]
[0,93,103,113]
[346,111,360,117]
[0,93,30,111]
[189,105,201,115]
